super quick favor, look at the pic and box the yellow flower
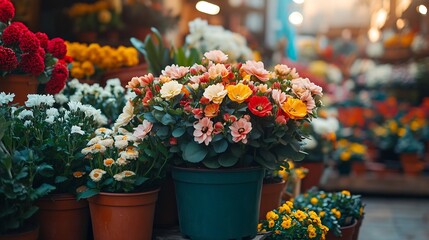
[278,203,291,214]
[294,210,307,222]
[398,128,406,137]
[226,83,252,103]
[341,190,351,196]
[72,171,85,178]
[268,220,275,228]
[389,120,398,133]
[277,166,289,181]
[319,211,326,218]
[310,197,318,205]
[257,223,262,231]
[287,160,295,169]
[295,167,307,179]
[281,219,292,229]
[275,230,281,235]
[266,211,279,220]
[286,200,294,208]
[103,158,115,167]
[71,67,85,79]
[281,98,307,120]
[308,224,317,238]
[98,9,112,24]
[331,208,341,219]
[81,61,95,77]
[319,193,326,198]
[340,150,351,161]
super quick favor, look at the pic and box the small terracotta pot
[259,180,287,220]
[326,220,357,240]
[36,193,89,240]
[300,162,325,193]
[400,153,425,176]
[0,225,39,240]
[0,75,38,105]
[88,189,159,240]
[352,217,364,240]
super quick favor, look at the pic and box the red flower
[0,46,18,71]
[19,53,45,76]
[47,37,67,59]
[19,30,40,53]
[2,22,26,45]
[248,96,273,117]
[35,32,49,49]
[0,0,15,23]
[45,63,68,94]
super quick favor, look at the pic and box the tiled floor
[359,197,429,240]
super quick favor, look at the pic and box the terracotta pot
[88,189,159,240]
[259,180,287,220]
[0,75,38,105]
[0,225,39,240]
[299,162,324,193]
[400,153,425,176]
[101,64,148,87]
[352,217,364,240]
[352,162,366,176]
[326,220,357,240]
[36,193,89,240]
[154,175,178,227]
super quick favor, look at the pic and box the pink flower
[126,77,141,89]
[192,108,203,119]
[162,64,189,79]
[208,63,229,79]
[241,60,270,82]
[190,63,207,75]
[292,78,323,97]
[229,118,252,143]
[275,115,287,125]
[223,113,237,123]
[300,90,316,114]
[193,117,214,145]
[204,50,228,63]
[271,89,287,105]
[213,122,224,134]
[139,73,154,87]
[133,120,153,139]
[189,75,202,84]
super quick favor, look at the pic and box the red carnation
[35,32,49,49]
[47,37,67,59]
[248,95,273,117]
[0,0,15,23]
[45,63,68,94]
[19,30,40,53]
[37,47,45,56]
[2,22,26,45]
[0,46,18,71]
[19,53,45,76]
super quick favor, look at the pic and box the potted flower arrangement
[294,190,364,240]
[54,78,130,127]
[77,124,169,240]
[395,127,425,176]
[0,93,56,239]
[258,200,329,239]
[0,1,70,104]
[65,42,139,85]
[118,50,323,239]
[333,139,367,176]
[300,110,338,191]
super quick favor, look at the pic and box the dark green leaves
[183,142,207,163]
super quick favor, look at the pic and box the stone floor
[154,197,429,240]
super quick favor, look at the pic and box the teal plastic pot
[171,166,264,240]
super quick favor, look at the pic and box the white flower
[125,89,137,101]
[45,116,55,124]
[24,120,32,127]
[91,143,107,153]
[116,157,128,166]
[113,170,135,181]
[203,83,228,104]
[113,173,124,181]
[18,110,34,120]
[0,92,15,105]
[68,79,81,89]
[120,146,139,160]
[99,138,114,148]
[106,78,121,87]
[204,50,228,63]
[46,108,59,118]
[71,125,85,135]
[81,146,92,155]
[89,169,106,182]
[160,80,183,100]
[95,127,113,136]
[68,101,84,112]
[54,93,68,105]
[117,128,131,135]
[87,136,102,146]
[114,100,134,131]
[133,120,153,140]
[25,94,55,107]
[303,135,318,150]
[312,117,339,135]
[114,139,129,149]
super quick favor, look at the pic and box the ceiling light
[196,1,220,15]
[289,11,303,25]
[418,5,427,15]
[293,0,305,4]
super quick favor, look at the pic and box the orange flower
[281,98,307,120]
[73,171,85,178]
[227,83,252,103]
[204,104,220,118]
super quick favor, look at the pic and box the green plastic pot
[172,166,264,240]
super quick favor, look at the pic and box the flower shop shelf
[320,174,429,197]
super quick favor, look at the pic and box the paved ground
[359,197,429,240]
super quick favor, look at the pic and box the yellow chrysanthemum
[389,120,398,133]
[266,211,279,221]
[281,98,307,120]
[341,190,351,196]
[281,219,292,229]
[308,224,317,238]
[268,220,275,228]
[340,151,351,161]
[294,210,307,222]
[227,83,253,103]
[310,197,318,205]
[331,208,341,219]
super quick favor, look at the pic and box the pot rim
[97,188,160,197]
[171,165,263,173]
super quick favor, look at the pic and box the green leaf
[135,176,148,186]
[254,156,277,169]
[183,142,208,163]
[211,134,223,142]
[259,149,277,163]
[161,113,176,125]
[144,148,154,157]
[34,183,55,199]
[143,112,156,122]
[77,188,99,200]
[55,176,68,184]
[156,126,169,138]
[21,206,38,220]
[202,158,221,169]
[218,154,239,167]
[172,128,185,138]
[212,139,228,153]
[36,163,54,177]
[153,106,164,111]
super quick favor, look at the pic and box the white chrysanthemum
[89,169,106,182]
[46,108,59,118]
[117,128,131,135]
[24,120,32,127]
[0,92,15,105]
[63,110,70,120]
[312,117,340,136]
[99,138,114,148]
[95,128,113,136]
[18,110,34,120]
[100,89,113,99]
[302,135,318,150]
[10,107,17,116]
[113,86,124,97]
[71,125,85,135]
[160,80,183,100]
[68,79,81,89]
[114,101,134,131]
[91,143,107,153]
[113,170,136,182]
[125,89,137,101]
[81,146,92,155]
[203,83,228,104]
[54,93,68,105]
[87,136,102,146]
[25,94,55,107]
[116,157,128,166]
[103,158,115,167]
[113,173,124,181]
[45,116,55,124]
[115,139,129,149]
[120,146,139,160]
[106,78,121,87]
[69,92,83,102]
[68,101,84,112]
